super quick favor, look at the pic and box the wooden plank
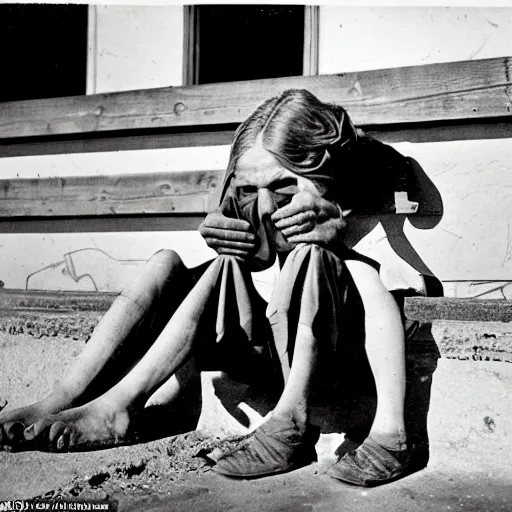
[0,167,441,221]
[405,297,512,323]
[0,211,440,234]
[0,128,236,158]
[2,119,512,159]
[0,215,204,233]
[0,170,224,218]
[366,118,512,144]
[1,57,511,140]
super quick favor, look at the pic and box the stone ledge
[405,297,512,323]
[432,320,512,362]
[4,290,512,325]
[2,309,512,362]
[0,289,115,312]
[0,310,102,341]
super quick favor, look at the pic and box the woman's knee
[123,250,188,302]
[149,249,184,270]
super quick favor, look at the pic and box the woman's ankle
[272,406,309,434]
[368,429,407,451]
[42,385,79,412]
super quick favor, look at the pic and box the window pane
[197,5,304,85]
[0,4,88,102]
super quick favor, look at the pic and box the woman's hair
[222,88,408,212]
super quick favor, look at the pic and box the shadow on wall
[344,157,445,296]
[25,248,147,292]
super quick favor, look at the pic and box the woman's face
[231,140,321,257]
[233,140,321,208]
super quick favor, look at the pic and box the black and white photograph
[0,1,511,510]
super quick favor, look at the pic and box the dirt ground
[1,328,512,511]
[1,434,511,512]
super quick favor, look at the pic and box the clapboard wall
[0,5,511,297]
[319,7,512,298]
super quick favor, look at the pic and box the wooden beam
[405,297,512,323]
[0,212,441,234]
[0,167,441,222]
[0,215,205,233]
[0,170,224,218]
[365,118,512,144]
[1,57,511,140]
[2,119,512,159]
[0,127,236,158]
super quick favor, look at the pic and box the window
[184,5,319,85]
[0,4,88,102]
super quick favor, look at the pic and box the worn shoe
[213,414,319,479]
[328,435,414,487]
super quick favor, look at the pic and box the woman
[0,89,418,487]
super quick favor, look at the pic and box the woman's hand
[199,210,257,260]
[271,191,346,248]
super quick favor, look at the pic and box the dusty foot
[24,399,135,452]
[0,392,72,451]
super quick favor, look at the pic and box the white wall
[87,5,184,93]
[1,4,215,292]
[319,7,512,74]
[2,6,512,298]
[318,6,512,298]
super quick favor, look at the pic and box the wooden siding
[1,57,511,141]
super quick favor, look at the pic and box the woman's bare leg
[327,260,410,487]
[0,250,194,449]
[268,244,341,430]
[213,245,332,478]
[364,310,407,450]
[272,323,317,432]
[345,260,407,451]
[25,256,234,451]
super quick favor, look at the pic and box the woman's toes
[55,427,72,452]
[49,421,67,444]
[23,424,35,441]
[25,417,53,441]
[4,421,25,443]
[67,428,80,451]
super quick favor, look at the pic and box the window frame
[182,5,319,86]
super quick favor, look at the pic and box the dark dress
[184,243,381,400]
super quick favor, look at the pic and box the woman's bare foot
[24,399,135,452]
[0,390,73,451]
